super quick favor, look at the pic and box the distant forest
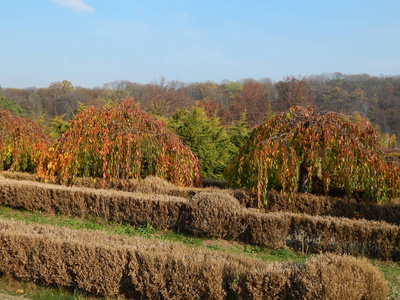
[1,72,400,139]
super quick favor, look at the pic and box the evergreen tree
[0,96,25,116]
[228,111,250,157]
[47,114,71,139]
[168,106,235,179]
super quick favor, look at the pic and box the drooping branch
[227,106,400,204]
[37,98,202,187]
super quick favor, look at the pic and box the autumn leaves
[1,102,399,204]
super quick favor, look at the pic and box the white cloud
[50,0,94,13]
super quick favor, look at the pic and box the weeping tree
[0,109,50,172]
[226,106,400,205]
[37,98,202,187]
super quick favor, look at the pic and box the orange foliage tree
[226,106,400,205]
[37,99,202,187]
[0,109,50,172]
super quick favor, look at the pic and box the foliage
[168,106,235,179]
[141,77,190,116]
[3,73,400,139]
[228,111,250,157]
[0,109,50,172]
[48,80,74,97]
[0,96,25,116]
[226,106,400,204]
[197,99,219,118]
[381,133,397,148]
[316,86,349,111]
[225,81,242,99]
[274,76,315,111]
[46,114,71,140]
[47,80,76,116]
[229,80,270,127]
[76,101,90,113]
[37,98,201,187]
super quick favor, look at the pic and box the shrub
[0,109,50,172]
[37,99,202,187]
[292,253,389,300]
[227,106,400,204]
[185,192,242,237]
[168,106,235,180]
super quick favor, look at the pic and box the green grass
[0,205,398,299]
[159,231,202,246]
[206,244,223,251]
[0,276,93,300]
[134,223,157,237]
[376,261,400,300]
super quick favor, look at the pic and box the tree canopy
[2,73,400,137]
[0,96,25,116]
[37,98,202,187]
[226,106,400,204]
[0,109,50,172]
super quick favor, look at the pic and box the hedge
[0,178,399,260]
[0,219,389,299]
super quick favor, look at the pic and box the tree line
[2,73,400,134]
[1,73,399,179]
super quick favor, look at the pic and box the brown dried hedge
[1,178,400,260]
[185,193,400,260]
[0,178,185,230]
[5,171,400,226]
[0,219,389,299]
[1,172,204,197]
[235,189,400,225]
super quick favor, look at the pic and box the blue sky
[1,0,399,88]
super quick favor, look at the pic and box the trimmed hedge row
[234,189,400,226]
[4,172,400,225]
[0,179,399,260]
[185,193,400,260]
[0,178,185,229]
[0,219,389,299]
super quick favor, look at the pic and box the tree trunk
[298,163,309,193]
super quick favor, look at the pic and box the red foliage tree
[227,106,400,205]
[229,80,270,127]
[274,76,316,111]
[37,99,202,187]
[197,99,219,118]
[0,109,50,172]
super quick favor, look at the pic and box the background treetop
[2,73,399,137]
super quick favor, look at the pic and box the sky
[1,0,400,89]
